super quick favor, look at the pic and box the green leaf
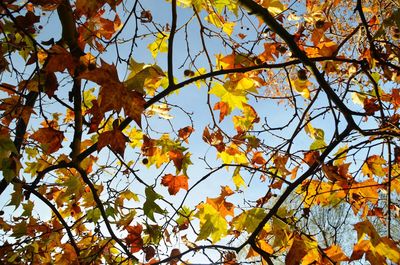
[125,58,164,94]
[87,208,101,223]
[232,208,266,233]
[176,206,194,226]
[8,183,23,209]
[12,221,27,238]
[0,135,18,155]
[143,187,165,222]
[310,139,327,151]
[21,201,34,217]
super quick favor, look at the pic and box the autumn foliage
[1,0,400,264]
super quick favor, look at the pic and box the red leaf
[161,174,188,195]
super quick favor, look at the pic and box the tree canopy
[1,0,400,264]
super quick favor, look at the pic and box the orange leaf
[168,150,184,172]
[251,151,266,165]
[304,150,320,166]
[206,186,234,218]
[161,174,188,195]
[214,101,230,122]
[97,129,127,157]
[323,245,349,262]
[30,127,64,154]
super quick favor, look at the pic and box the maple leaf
[362,155,386,177]
[146,103,173,120]
[122,90,145,126]
[251,151,266,165]
[125,58,165,94]
[316,40,338,57]
[196,202,228,243]
[363,98,380,115]
[97,128,127,157]
[323,245,349,263]
[125,224,143,253]
[232,208,266,233]
[44,45,76,74]
[79,61,145,126]
[30,127,64,154]
[303,150,320,166]
[148,32,169,58]
[214,101,230,122]
[259,43,280,62]
[161,174,188,195]
[352,220,400,264]
[79,60,120,87]
[202,127,225,152]
[86,100,103,133]
[233,103,259,133]
[143,187,165,222]
[286,233,318,265]
[205,186,235,218]
[178,126,194,143]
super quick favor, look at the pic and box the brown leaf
[30,127,64,154]
[363,98,380,115]
[169,248,181,265]
[285,234,308,265]
[86,100,103,133]
[143,246,156,261]
[122,90,145,127]
[78,60,119,86]
[44,45,76,74]
[44,72,58,97]
[161,174,188,195]
[178,126,194,143]
[97,129,127,157]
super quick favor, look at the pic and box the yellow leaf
[291,79,311,99]
[148,33,169,58]
[222,22,235,36]
[209,83,247,111]
[361,155,386,177]
[232,171,246,189]
[260,0,285,16]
